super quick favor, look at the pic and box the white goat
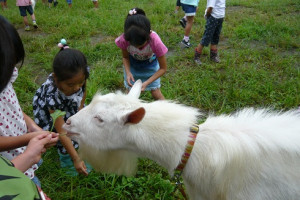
[63,80,300,200]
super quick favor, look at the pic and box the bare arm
[23,112,43,132]
[0,131,50,151]
[122,49,135,87]
[141,55,167,91]
[51,110,88,176]
[79,82,87,111]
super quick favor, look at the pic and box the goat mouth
[65,131,80,137]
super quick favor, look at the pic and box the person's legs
[23,16,29,26]
[209,18,223,63]
[151,89,165,100]
[194,44,204,65]
[66,0,72,8]
[27,6,38,28]
[184,16,194,39]
[92,0,98,8]
[194,16,217,64]
[54,0,58,7]
[180,4,197,48]
[175,0,181,13]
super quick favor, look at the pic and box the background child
[194,0,226,65]
[66,0,71,8]
[92,0,98,9]
[115,8,168,100]
[179,0,199,48]
[174,0,181,14]
[16,0,38,31]
[48,0,58,8]
[0,15,58,188]
[33,39,92,176]
[0,0,8,10]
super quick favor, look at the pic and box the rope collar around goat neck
[173,124,199,199]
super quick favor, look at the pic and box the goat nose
[66,119,71,125]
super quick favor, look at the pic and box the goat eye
[94,116,104,123]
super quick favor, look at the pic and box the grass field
[1,0,299,199]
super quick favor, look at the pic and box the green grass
[1,0,299,199]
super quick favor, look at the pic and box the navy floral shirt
[33,73,86,154]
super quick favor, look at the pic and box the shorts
[124,55,161,91]
[181,3,197,16]
[176,0,181,7]
[19,6,34,17]
[200,16,224,46]
[0,0,7,2]
[66,0,72,4]
[48,0,53,3]
[92,0,98,2]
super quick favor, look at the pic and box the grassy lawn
[1,0,299,199]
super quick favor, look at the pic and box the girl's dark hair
[124,8,151,46]
[53,48,89,82]
[0,16,25,93]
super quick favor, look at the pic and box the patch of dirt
[90,33,115,45]
[33,68,49,85]
[166,49,177,58]
[17,27,49,37]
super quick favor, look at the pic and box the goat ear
[124,107,145,124]
[128,79,142,99]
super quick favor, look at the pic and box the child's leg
[180,4,197,47]
[30,13,36,22]
[209,18,223,63]
[184,16,194,39]
[23,16,29,26]
[92,0,98,8]
[151,89,165,100]
[66,0,72,8]
[175,0,181,12]
[27,6,38,28]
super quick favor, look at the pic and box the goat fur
[63,80,300,200]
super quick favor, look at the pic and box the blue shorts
[124,55,161,91]
[66,0,72,4]
[181,3,197,16]
[19,6,33,17]
[0,0,7,2]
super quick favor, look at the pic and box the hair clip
[57,38,69,49]
[129,9,137,15]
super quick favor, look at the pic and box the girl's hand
[141,82,148,92]
[12,133,59,172]
[27,131,59,148]
[127,73,135,87]
[73,158,89,176]
[26,133,58,163]
[44,132,59,148]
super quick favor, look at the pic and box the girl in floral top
[115,7,168,100]
[33,40,92,176]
